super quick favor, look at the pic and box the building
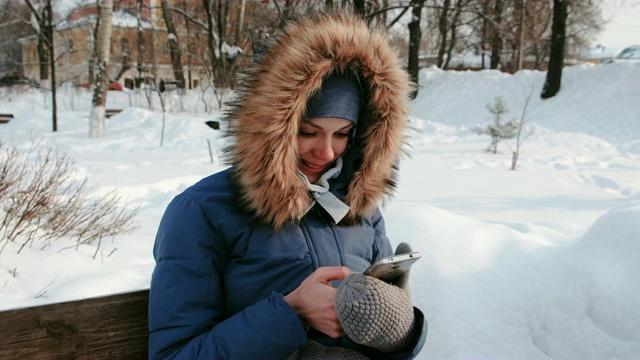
[17,0,209,90]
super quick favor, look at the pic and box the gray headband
[306,72,362,125]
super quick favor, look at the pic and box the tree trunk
[407,0,424,99]
[203,0,218,86]
[46,0,57,132]
[234,0,246,46]
[37,35,48,83]
[217,0,230,85]
[516,0,526,71]
[182,0,193,89]
[490,0,504,69]
[90,0,113,138]
[443,0,464,69]
[24,0,57,130]
[136,0,145,92]
[436,0,451,68]
[480,0,489,68]
[161,0,186,94]
[541,0,567,99]
[89,15,100,85]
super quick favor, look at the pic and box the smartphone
[363,251,422,283]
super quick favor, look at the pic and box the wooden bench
[106,109,123,118]
[0,113,14,124]
[0,289,149,359]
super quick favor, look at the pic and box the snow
[222,43,244,59]
[1,61,639,358]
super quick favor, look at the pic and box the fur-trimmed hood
[223,11,413,229]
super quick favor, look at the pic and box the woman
[149,10,427,359]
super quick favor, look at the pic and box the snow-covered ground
[0,61,639,358]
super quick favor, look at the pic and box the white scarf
[299,157,351,223]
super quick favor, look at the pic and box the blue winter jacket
[149,169,427,359]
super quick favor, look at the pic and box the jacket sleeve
[148,193,308,359]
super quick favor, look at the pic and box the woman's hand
[284,266,351,338]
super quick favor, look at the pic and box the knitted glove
[287,340,369,360]
[335,273,415,353]
[390,242,413,291]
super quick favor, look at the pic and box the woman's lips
[301,159,328,173]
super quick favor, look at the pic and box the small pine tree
[473,96,519,154]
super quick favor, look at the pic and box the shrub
[0,141,139,258]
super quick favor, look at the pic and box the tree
[88,3,102,85]
[442,0,468,69]
[424,0,477,70]
[541,0,567,99]
[417,0,600,73]
[170,0,255,108]
[161,0,186,94]
[407,0,425,99]
[90,0,114,138]
[436,0,452,68]
[202,0,225,106]
[24,0,58,131]
[234,0,247,46]
[135,0,146,92]
[473,96,519,154]
[515,0,525,70]
[489,0,504,69]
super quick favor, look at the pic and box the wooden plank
[0,289,149,359]
[0,113,14,124]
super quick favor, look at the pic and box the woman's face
[298,117,353,183]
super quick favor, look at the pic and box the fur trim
[223,11,413,229]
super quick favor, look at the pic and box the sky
[595,0,640,48]
[1,59,639,358]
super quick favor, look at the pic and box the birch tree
[234,0,247,46]
[90,0,113,138]
[135,0,146,93]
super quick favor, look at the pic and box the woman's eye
[335,132,350,138]
[299,131,316,138]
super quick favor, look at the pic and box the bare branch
[170,6,208,30]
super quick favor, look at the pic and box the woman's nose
[313,138,334,161]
